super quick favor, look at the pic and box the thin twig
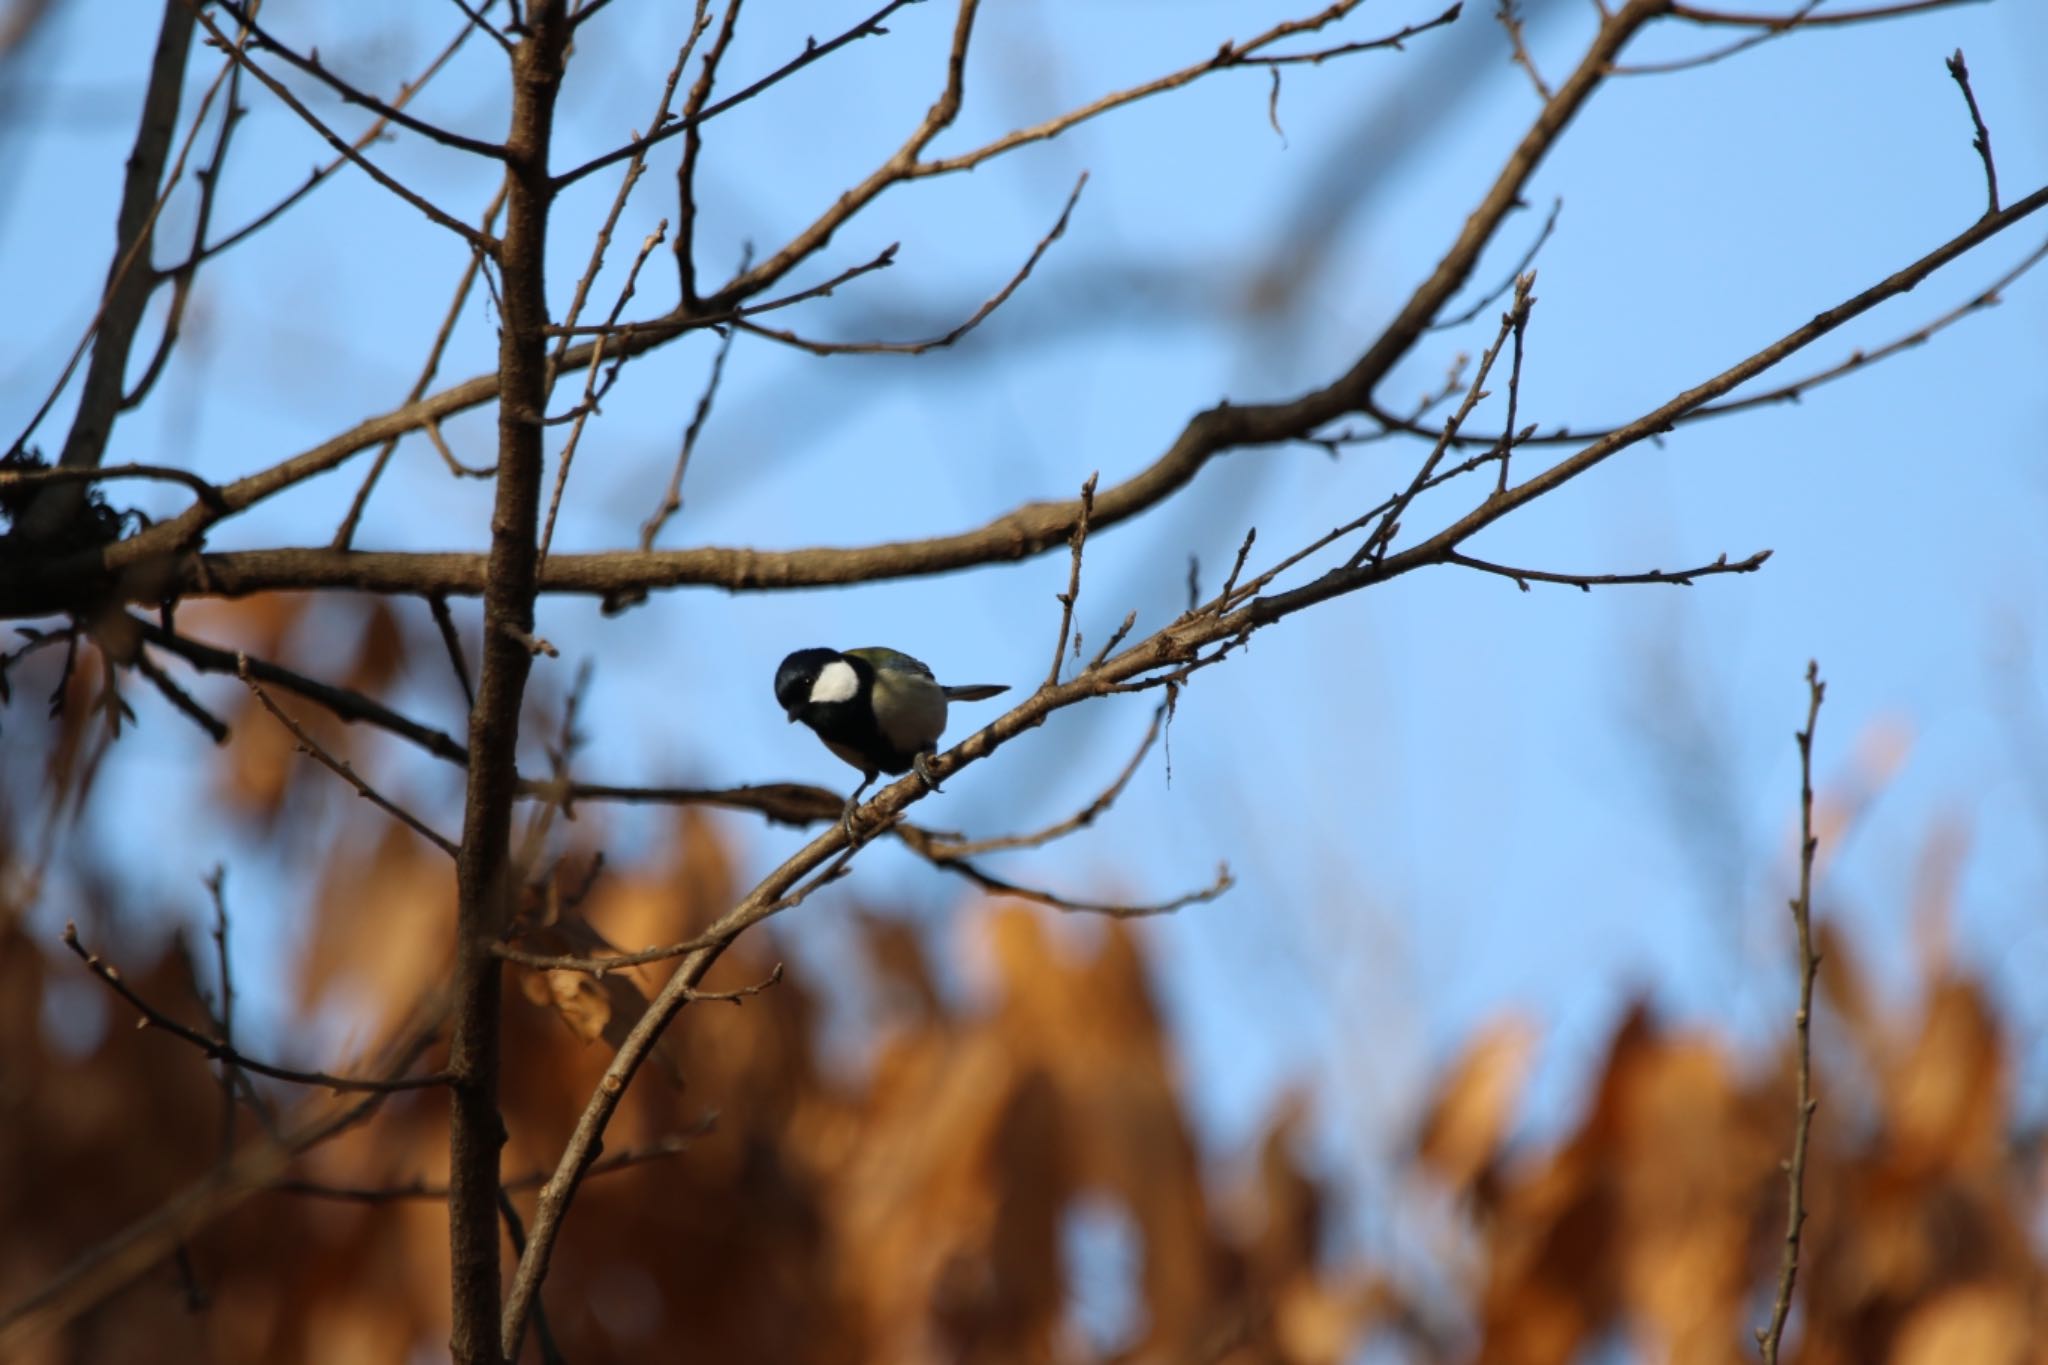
[448,0,515,53]
[1365,233,2048,452]
[189,7,494,251]
[1756,661,1825,1365]
[203,868,250,1156]
[918,703,1165,857]
[548,36,694,388]
[1945,49,1999,217]
[1497,0,1551,97]
[133,650,230,742]
[137,620,470,764]
[553,0,918,191]
[545,244,899,338]
[236,654,461,858]
[638,317,737,552]
[334,180,510,548]
[736,173,1088,356]
[685,961,784,1005]
[1239,9,1458,66]
[1491,273,1536,494]
[181,4,500,269]
[274,1131,704,1202]
[1087,611,1139,671]
[61,924,451,1093]
[212,1,510,160]
[1433,199,1561,332]
[428,595,476,708]
[1046,472,1098,688]
[537,222,669,567]
[1446,547,1772,591]
[674,0,739,305]
[1353,294,1522,567]
[935,857,1234,919]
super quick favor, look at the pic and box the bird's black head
[775,647,857,724]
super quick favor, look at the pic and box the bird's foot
[840,777,876,843]
[912,752,943,793]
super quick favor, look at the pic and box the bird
[775,646,1008,836]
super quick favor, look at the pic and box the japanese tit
[775,646,1008,834]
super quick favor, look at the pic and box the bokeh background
[3,0,2046,1360]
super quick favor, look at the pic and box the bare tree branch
[1046,472,1097,688]
[238,655,461,858]
[212,0,511,160]
[0,462,225,508]
[189,6,495,252]
[1669,0,1981,25]
[1755,661,1825,1364]
[138,619,471,764]
[61,924,451,1093]
[179,3,503,269]
[735,173,1087,356]
[334,181,511,549]
[275,1131,702,1202]
[636,313,737,554]
[451,8,573,1357]
[10,0,195,513]
[552,0,919,191]
[1945,48,1999,217]
[1446,547,1772,591]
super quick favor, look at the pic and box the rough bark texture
[447,6,567,1362]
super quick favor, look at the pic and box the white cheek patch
[809,659,859,705]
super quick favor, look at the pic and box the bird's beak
[784,707,801,724]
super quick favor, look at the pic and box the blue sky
[6,0,2047,1294]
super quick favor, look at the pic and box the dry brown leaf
[531,967,614,1043]
[1416,1015,1538,1196]
[1890,1284,2032,1365]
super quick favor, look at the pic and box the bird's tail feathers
[943,683,1008,702]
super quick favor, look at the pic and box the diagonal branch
[61,924,452,1093]
[138,619,469,762]
[735,173,1087,356]
[178,3,502,269]
[637,314,737,554]
[932,856,1234,919]
[189,6,495,252]
[238,655,461,857]
[212,0,510,159]
[553,0,919,190]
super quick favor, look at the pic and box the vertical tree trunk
[448,5,567,1361]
